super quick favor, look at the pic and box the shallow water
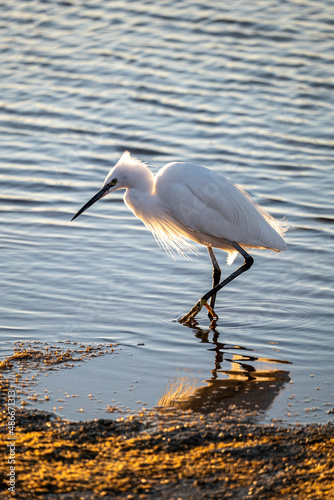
[1,0,333,424]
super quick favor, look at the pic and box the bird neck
[123,165,156,221]
[126,164,154,192]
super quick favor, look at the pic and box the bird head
[71,151,146,221]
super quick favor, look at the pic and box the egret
[71,151,287,322]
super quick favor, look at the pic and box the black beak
[71,185,110,221]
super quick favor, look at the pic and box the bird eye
[110,178,117,186]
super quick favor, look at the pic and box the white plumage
[110,152,287,263]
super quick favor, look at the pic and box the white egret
[71,151,287,322]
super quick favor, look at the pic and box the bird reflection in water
[158,323,291,418]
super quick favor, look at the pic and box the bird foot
[178,298,218,324]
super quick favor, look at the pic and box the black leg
[179,242,254,323]
[207,247,221,318]
[202,242,254,307]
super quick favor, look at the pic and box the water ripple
[0,0,333,424]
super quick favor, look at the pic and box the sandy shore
[0,407,333,499]
[0,343,333,498]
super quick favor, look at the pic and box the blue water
[1,0,333,424]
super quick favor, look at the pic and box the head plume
[114,151,147,170]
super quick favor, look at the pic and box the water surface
[1,0,333,424]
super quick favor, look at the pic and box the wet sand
[0,342,333,499]
[0,407,333,499]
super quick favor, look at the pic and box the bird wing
[156,163,287,252]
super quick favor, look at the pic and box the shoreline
[0,408,333,499]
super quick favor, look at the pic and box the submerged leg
[179,242,254,323]
[207,247,221,319]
